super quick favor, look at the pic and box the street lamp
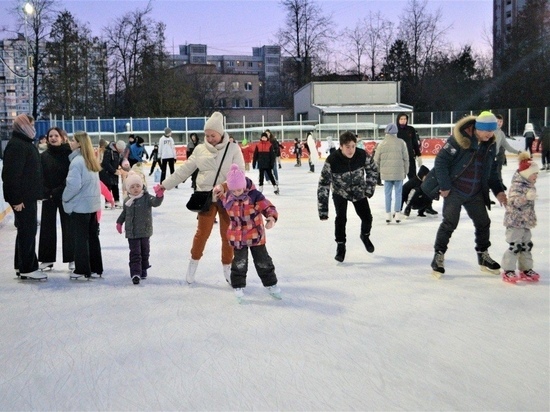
[23,2,34,116]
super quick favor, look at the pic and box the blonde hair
[73,131,101,172]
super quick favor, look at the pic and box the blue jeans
[384,180,403,213]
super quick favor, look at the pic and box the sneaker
[335,242,346,262]
[132,275,141,285]
[68,261,75,271]
[186,259,199,284]
[519,269,540,282]
[39,262,54,270]
[425,207,438,215]
[266,284,282,299]
[404,206,411,217]
[477,250,501,275]
[360,233,375,253]
[502,270,520,283]
[431,251,445,279]
[223,264,231,284]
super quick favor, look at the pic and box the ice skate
[335,242,346,262]
[266,285,282,300]
[431,251,445,279]
[186,259,199,284]
[385,212,392,224]
[19,270,48,281]
[519,269,540,282]
[502,270,520,284]
[223,264,231,284]
[394,212,402,223]
[132,275,141,285]
[39,262,54,270]
[274,185,279,195]
[68,261,75,271]
[360,233,375,253]
[234,288,245,303]
[477,250,500,275]
[425,207,438,215]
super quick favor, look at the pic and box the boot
[404,205,411,217]
[476,250,501,275]
[186,259,199,284]
[360,233,375,253]
[223,264,231,284]
[431,251,445,279]
[335,242,346,262]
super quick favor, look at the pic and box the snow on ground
[0,156,548,411]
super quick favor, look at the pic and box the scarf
[125,191,144,207]
[13,114,36,139]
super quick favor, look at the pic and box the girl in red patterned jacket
[216,164,281,303]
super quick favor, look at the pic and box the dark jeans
[38,198,73,263]
[13,201,38,274]
[434,190,491,254]
[70,212,103,276]
[333,194,373,243]
[160,158,175,182]
[128,237,151,278]
[525,138,535,155]
[149,159,159,175]
[541,149,550,167]
[258,167,276,186]
[230,245,277,288]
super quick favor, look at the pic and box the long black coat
[2,130,43,205]
[99,143,122,186]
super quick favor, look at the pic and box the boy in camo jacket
[317,131,378,262]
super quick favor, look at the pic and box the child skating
[215,164,281,303]
[501,152,540,283]
[116,172,164,284]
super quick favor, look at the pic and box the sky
[0,0,494,56]
[0,144,549,410]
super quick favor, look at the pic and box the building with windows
[493,0,527,73]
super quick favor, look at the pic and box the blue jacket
[421,115,505,209]
[62,149,101,214]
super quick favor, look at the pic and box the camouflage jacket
[317,148,378,218]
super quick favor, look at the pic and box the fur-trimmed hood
[453,115,496,150]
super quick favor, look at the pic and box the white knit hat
[204,112,225,136]
[125,171,143,191]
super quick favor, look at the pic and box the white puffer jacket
[374,134,409,181]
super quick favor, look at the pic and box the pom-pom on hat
[518,151,539,179]
[475,111,498,131]
[164,127,172,135]
[385,123,398,135]
[125,171,144,191]
[226,164,246,191]
[204,112,225,136]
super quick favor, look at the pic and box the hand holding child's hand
[265,217,276,229]
[153,184,165,198]
[213,185,224,199]
[116,223,123,234]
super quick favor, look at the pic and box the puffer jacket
[162,133,244,200]
[41,143,71,202]
[503,171,536,229]
[220,177,278,249]
[62,149,101,214]
[373,133,409,180]
[317,148,378,218]
[421,115,505,208]
[116,191,163,238]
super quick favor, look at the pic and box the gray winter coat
[62,149,101,214]
[373,133,409,181]
[116,191,163,239]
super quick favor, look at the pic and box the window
[247,62,254,68]
[226,61,235,67]
[231,82,239,91]
[218,82,225,92]
[218,98,226,108]
[244,82,252,91]
[232,98,240,108]
[244,99,253,108]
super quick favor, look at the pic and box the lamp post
[23,2,34,116]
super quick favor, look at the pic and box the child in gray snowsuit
[116,172,164,284]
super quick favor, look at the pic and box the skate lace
[522,269,537,277]
[480,251,496,265]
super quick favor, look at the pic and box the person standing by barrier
[2,114,44,280]
[38,127,74,271]
[396,113,422,180]
[158,112,244,284]
[63,131,103,279]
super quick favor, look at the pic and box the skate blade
[18,275,48,281]
[269,292,282,300]
[432,270,443,279]
[480,266,500,275]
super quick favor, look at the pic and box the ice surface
[0,156,548,411]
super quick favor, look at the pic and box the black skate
[335,242,346,262]
[360,233,375,253]
[477,250,500,275]
[431,251,445,279]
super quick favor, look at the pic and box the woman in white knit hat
[158,112,245,284]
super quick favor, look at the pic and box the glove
[319,214,329,221]
[153,184,165,198]
[116,223,123,234]
[416,157,423,168]
[265,217,276,229]
[526,188,536,201]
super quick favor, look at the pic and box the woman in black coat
[1,114,44,279]
[38,127,74,270]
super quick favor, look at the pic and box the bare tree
[276,0,335,88]
[339,22,367,79]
